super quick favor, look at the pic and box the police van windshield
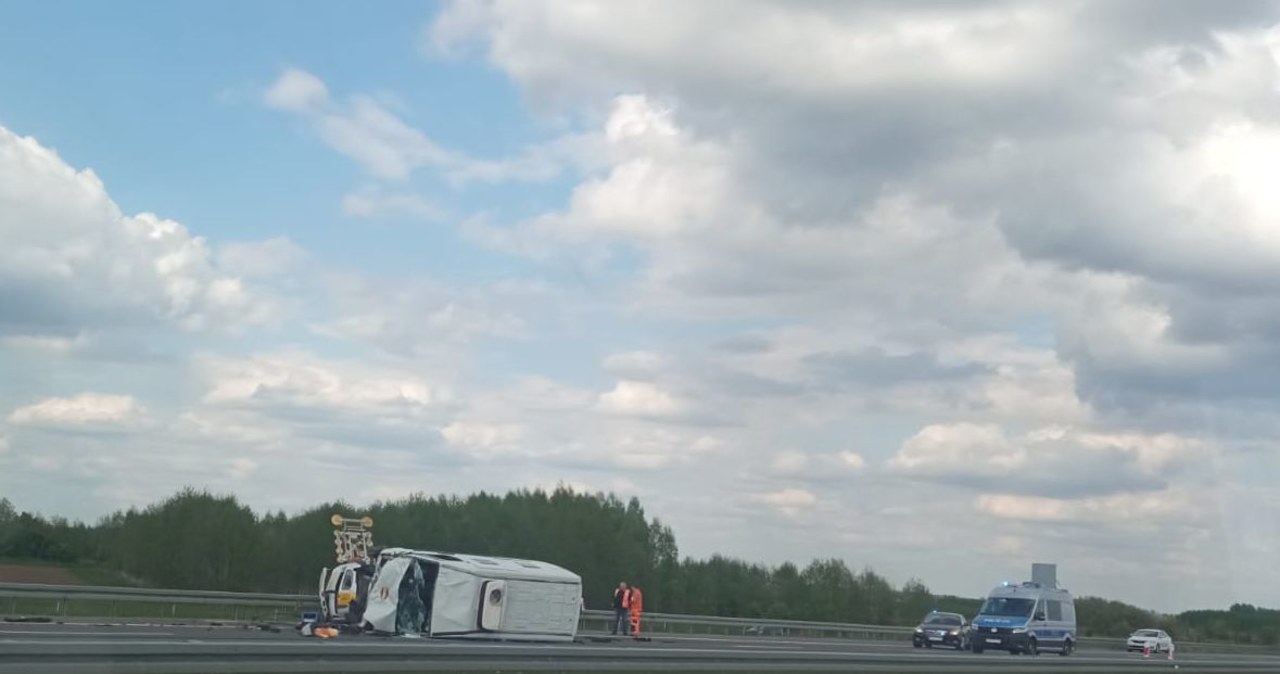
[979,597,1036,617]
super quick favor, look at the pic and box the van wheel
[1027,638,1038,656]
[972,642,984,654]
[1060,639,1074,656]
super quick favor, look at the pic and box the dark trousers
[612,608,630,635]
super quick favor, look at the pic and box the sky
[2,0,1280,613]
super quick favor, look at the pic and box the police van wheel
[971,643,984,654]
[1060,639,1074,656]
[1027,638,1039,656]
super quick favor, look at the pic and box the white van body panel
[365,548,582,641]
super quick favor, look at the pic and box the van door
[1031,597,1058,649]
[319,567,333,619]
[1044,598,1067,649]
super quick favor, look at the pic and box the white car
[1126,629,1173,653]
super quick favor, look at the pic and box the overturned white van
[361,547,582,642]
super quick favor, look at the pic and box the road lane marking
[0,630,175,636]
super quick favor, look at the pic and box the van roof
[987,583,1072,600]
[379,547,582,584]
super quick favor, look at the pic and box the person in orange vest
[628,585,644,638]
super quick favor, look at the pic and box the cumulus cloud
[755,488,818,516]
[596,380,686,418]
[974,490,1195,526]
[199,351,447,414]
[434,2,1280,416]
[440,421,524,453]
[8,393,147,430]
[0,126,275,339]
[888,422,1207,498]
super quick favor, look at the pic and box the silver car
[1126,628,1173,653]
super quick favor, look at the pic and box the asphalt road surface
[3,621,1276,673]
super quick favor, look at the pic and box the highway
[3,621,1276,673]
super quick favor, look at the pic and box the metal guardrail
[0,583,1273,653]
[0,582,315,622]
[579,608,909,638]
[0,582,310,605]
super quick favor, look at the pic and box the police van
[970,564,1076,656]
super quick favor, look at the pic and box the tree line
[1,489,1276,644]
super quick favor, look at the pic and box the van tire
[1027,638,1038,656]
[972,642,984,654]
[1060,639,1074,656]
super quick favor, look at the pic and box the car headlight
[1011,628,1027,634]
[914,627,923,633]
[949,629,959,636]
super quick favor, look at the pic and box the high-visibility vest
[629,588,644,613]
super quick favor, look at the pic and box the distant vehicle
[970,580,1076,655]
[911,611,969,650]
[1127,629,1173,653]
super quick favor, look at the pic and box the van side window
[1047,600,1063,621]
[1063,601,1076,623]
[1035,598,1046,618]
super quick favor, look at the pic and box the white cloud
[888,422,1206,498]
[770,450,808,475]
[0,125,274,338]
[200,351,447,413]
[263,68,329,113]
[341,187,442,221]
[264,68,451,181]
[975,490,1194,526]
[602,350,667,379]
[226,457,259,480]
[596,380,686,418]
[8,393,146,429]
[264,67,574,184]
[441,421,524,452]
[756,488,818,516]
[837,451,866,471]
[312,275,527,356]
